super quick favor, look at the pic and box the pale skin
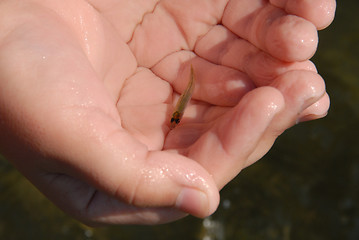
[0,0,336,225]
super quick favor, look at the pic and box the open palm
[0,0,335,225]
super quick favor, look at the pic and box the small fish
[170,65,195,129]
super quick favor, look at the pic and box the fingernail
[176,188,212,218]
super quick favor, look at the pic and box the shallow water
[1,1,358,239]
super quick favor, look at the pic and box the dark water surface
[1,1,358,239]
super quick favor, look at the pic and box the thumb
[39,113,220,219]
[122,150,221,218]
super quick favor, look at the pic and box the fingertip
[316,0,336,30]
[266,15,318,62]
[130,151,220,218]
[294,0,337,30]
[298,92,330,122]
[270,0,337,30]
[176,187,220,218]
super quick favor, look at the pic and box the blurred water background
[1,1,358,239]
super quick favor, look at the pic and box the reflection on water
[1,1,359,240]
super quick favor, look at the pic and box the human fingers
[244,70,328,167]
[222,0,318,62]
[184,87,285,188]
[195,25,316,85]
[195,25,328,122]
[175,71,326,186]
[269,0,336,30]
